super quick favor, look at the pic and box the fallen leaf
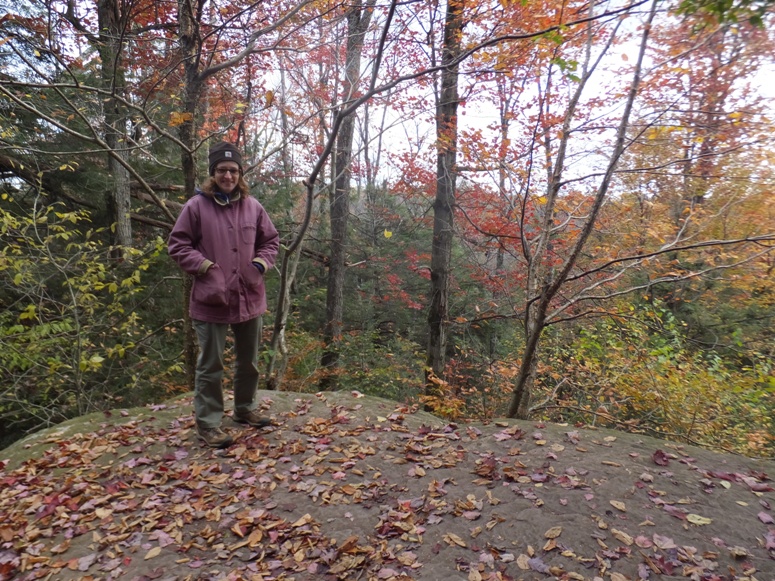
[144,547,161,560]
[611,528,633,545]
[516,554,530,570]
[291,513,313,527]
[544,526,562,539]
[610,500,626,512]
[653,534,677,550]
[443,533,466,547]
[687,513,712,526]
[653,450,670,466]
[634,535,653,548]
[77,553,97,571]
[528,556,551,573]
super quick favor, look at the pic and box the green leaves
[677,0,773,26]
[0,203,172,442]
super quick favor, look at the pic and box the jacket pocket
[241,223,257,245]
[243,262,262,291]
[192,264,228,306]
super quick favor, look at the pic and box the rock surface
[1,390,774,580]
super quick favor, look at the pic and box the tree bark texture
[177,0,206,391]
[97,0,132,253]
[426,0,464,394]
[320,3,375,387]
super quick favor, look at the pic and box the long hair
[201,174,250,199]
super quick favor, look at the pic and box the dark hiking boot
[197,425,233,448]
[233,409,272,428]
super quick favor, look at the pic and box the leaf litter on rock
[2,392,775,580]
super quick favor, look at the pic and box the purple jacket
[168,192,279,324]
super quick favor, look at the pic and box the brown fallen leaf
[544,526,563,539]
[338,535,360,554]
[443,532,467,547]
[610,500,626,512]
[611,528,633,545]
[291,513,313,527]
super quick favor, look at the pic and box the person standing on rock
[168,141,279,448]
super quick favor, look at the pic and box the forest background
[1,0,773,456]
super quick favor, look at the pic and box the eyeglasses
[215,168,240,176]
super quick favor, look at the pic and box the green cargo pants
[192,317,262,429]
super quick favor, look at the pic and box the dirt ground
[1,390,774,581]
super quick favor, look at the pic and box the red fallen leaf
[635,535,652,548]
[662,504,688,520]
[758,512,775,524]
[474,457,499,479]
[652,450,670,466]
[565,431,580,444]
[741,477,774,492]
[765,530,775,550]
[652,554,676,575]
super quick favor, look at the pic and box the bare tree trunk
[96,0,131,253]
[320,2,375,388]
[266,178,317,388]
[177,0,206,391]
[265,241,303,388]
[426,0,464,395]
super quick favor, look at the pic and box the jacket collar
[197,188,240,206]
